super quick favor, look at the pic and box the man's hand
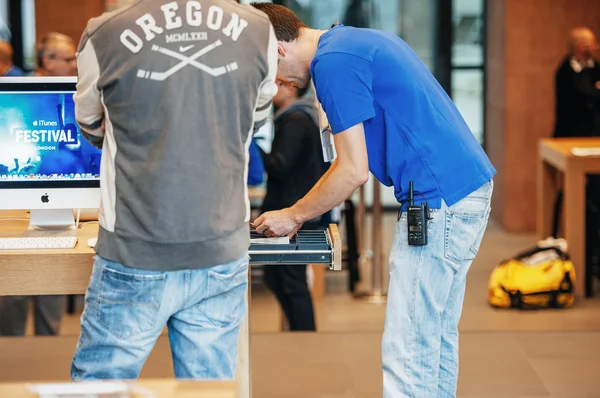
[252,208,304,238]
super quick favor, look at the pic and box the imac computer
[0,76,101,240]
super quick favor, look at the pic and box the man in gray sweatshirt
[70,0,277,380]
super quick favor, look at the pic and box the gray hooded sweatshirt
[74,0,277,271]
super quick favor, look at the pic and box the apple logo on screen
[41,193,49,203]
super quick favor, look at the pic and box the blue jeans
[71,254,248,380]
[382,180,493,398]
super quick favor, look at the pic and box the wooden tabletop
[0,211,97,296]
[540,137,600,156]
[0,379,237,398]
[540,138,600,172]
[538,137,600,298]
[0,211,98,255]
[0,213,247,398]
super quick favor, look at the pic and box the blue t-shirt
[3,65,26,76]
[247,138,265,186]
[310,24,496,210]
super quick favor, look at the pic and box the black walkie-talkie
[407,181,428,246]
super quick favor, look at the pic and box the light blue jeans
[382,180,493,398]
[71,254,248,380]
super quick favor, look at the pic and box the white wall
[0,0,6,27]
[0,0,9,41]
[453,0,482,15]
[21,0,35,70]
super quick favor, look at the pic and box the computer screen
[0,80,101,188]
[0,77,101,229]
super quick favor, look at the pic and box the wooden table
[0,379,236,397]
[0,212,251,397]
[537,138,600,298]
[0,211,342,397]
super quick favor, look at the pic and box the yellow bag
[488,245,576,309]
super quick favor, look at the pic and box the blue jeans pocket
[96,265,167,340]
[444,194,491,268]
[444,211,486,265]
[197,258,248,328]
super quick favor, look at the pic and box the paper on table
[571,147,600,156]
[26,381,130,397]
[250,236,290,245]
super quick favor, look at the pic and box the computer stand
[24,209,77,236]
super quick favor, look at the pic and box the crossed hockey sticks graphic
[137,40,239,81]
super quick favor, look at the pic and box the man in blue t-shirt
[251,4,496,397]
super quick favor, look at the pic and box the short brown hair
[36,32,75,68]
[250,2,307,42]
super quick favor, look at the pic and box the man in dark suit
[554,27,600,137]
[553,27,600,297]
[258,85,329,331]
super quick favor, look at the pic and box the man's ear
[278,43,286,58]
[41,56,52,72]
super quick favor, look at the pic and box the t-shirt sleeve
[312,53,375,134]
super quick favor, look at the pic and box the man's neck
[297,27,326,69]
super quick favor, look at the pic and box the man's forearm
[291,160,364,224]
[304,159,337,195]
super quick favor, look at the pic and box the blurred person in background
[553,27,600,296]
[35,32,77,77]
[554,26,600,138]
[0,40,25,76]
[258,84,329,331]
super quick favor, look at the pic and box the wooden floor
[2,213,600,397]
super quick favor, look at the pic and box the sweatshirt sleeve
[253,24,278,134]
[73,32,105,149]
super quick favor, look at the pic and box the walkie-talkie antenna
[409,181,415,206]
